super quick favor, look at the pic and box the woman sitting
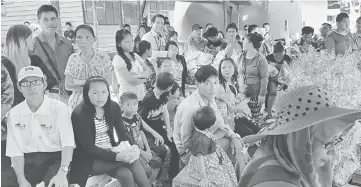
[240,85,361,187]
[69,76,150,187]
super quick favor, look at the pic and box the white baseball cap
[17,66,44,83]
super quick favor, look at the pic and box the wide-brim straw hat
[243,85,361,144]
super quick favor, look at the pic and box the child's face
[121,99,138,116]
[159,60,174,73]
[168,88,180,100]
[217,102,228,117]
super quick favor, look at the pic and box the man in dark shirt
[296,26,319,53]
[64,22,75,42]
[138,72,180,181]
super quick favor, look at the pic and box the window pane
[85,1,94,24]
[96,1,106,24]
[105,1,114,24]
[113,1,121,25]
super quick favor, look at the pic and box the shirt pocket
[37,115,61,146]
[13,119,32,146]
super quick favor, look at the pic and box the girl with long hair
[65,24,112,113]
[3,24,48,106]
[112,29,152,101]
[69,76,150,187]
[165,40,188,97]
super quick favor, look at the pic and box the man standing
[32,5,73,103]
[325,13,353,55]
[6,66,75,187]
[64,22,75,43]
[315,23,332,51]
[142,14,172,60]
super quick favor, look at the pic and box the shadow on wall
[174,1,268,42]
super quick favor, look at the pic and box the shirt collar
[194,89,216,107]
[151,29,161,38]
[39,32,64,43]
[22,95,52,115]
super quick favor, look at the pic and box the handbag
[35,37,71,97]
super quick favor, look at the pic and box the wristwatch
[60,165,70,173]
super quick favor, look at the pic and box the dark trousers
[92,159,149,187]
[146,128,180,179]
[23,152,62,187]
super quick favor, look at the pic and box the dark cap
[192,24,203,31]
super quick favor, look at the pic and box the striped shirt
[94,117,112,149]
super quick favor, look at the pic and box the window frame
[82,0,122,25]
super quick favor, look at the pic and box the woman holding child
[69,76,150,187]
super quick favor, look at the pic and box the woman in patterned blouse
[65,24,112,113]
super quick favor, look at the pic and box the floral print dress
[176,130,237,187]
[65,52,111,112]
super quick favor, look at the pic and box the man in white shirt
[142,14,174,60]
[6,66,75,187]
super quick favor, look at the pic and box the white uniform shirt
[142,29,168,60]
[6,95,75,157]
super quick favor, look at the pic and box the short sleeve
[64,53,80,77]
[112,55,127,70]
[6,115,24,157]
[190,132,212,156]
[97,53,112,77]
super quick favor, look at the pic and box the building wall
[58,0,83,33]
[300,0,328,32]
[1,0,51,42]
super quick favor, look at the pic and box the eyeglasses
[19,80,43,87]
[324,135,344,150]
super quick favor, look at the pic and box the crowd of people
[1,4,361,187]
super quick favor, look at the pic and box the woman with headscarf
[239,85,361,187]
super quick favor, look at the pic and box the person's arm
[163,104,171,131]
[140,130,150,152]
[57,103,75,167]
[112,55,148,86]
[258,57,269,97]
[1,66,14,120]
[178,106,195,148]
[141,119,161,137]
[196,153,208,179]
[65,74,86,91]
[325,35,336,54]
[11,157,27,185]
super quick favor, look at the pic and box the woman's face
[243,38,253,52]
[168,88,180,100]
[312,133,341,167]
[168,44,179,58]
[88,81,109,108]
[119,34,134,52]
[227,28,237,39]
[139,27,146,37]
[76,28,95,51]
[159,59,173,73]
[26,34,34,51]
[170,34,178,42]
[221,60,235,79]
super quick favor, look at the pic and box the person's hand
[277,84,286,91]
[116,150,138,163]
[141,150,152,162]
[153,132,164,146]
[232,137,244,160]
[18,178,31,187]
[258,95,266,105]
[48,170,68,187]
[199,178,210,187]
[167,127,173,142]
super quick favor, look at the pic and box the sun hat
[17,66,44,83]
[243,85,361,143]
[192,24,203,31]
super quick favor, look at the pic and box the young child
[119,92,169,180]
[185,106,238,187]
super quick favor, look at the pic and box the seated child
[185,106,238,187]
[119,92,169,180]
[164,82,183,129]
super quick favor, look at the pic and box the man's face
[337,18,350,31]
[18,77,46,101]
[66,24,71,30]
[302,33,313,43]
[320,24,331,37]
[152,17,165,34]
[38,11,59,34]
[197,75,219,100]
[192,28,202,38]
